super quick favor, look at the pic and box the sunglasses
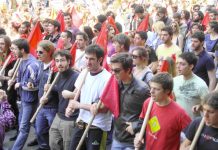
[36,51,44,54]
[111,68,122,74]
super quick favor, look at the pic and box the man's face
[191,38,203,51]
[160,31,171,43]
[76,35,86,49]
[191,25,201,34]
[133,34,144,46]
[42,22,49,33]
[10,44,22,58]
[193,12,200,22]
[177,57,192,76]
[85,53,101,72]
[108,26,115,39]
[36,46,50,62]
[19,24,28,34]
[64,15,72,27]
[61,32,70,46]
[156,12,165,21]
[55,55,70,72]
[110,62,130,81]
[48,23,56,34]
[203,104,218,127]
[0,38,6,52]
[209,13,216,21]
[150,82,169,102]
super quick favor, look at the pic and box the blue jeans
[36,107,57,149]
[111,138,135,150]
[12,101,37,150]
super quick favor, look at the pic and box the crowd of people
[0,0,218,150]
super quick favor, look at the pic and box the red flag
[56,38,64,50]
[202,12,210,27]
[107,16,119,34]
[28,21,42,57]
[70,42,77,66]
[160,60,169,72]
[71,6,83,28]
[56,10,65,32]
[137,14,150,32]
[171,54,176,62]
[101,75,120,118]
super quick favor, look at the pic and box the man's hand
[27,82,34,89]
[192,104,202,113]
[62,90,74,99]
[40,96,48,105]
[125,122,134,135]
[65,100,80,117]
[0,75,6,81]
[44,84,51,92]
[90,103,98,115]
[134,133,144,149]
[14,82,20,90]
[0,89,7,101]
[8,69,14,77]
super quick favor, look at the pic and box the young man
[113,33,130,53]
[180,92,218,150]
[156,26,181,59]
[35,40,58,150]
[192,31,216,91]
[60,30,73,51]
[46,50,79,150]
[110,53,150,149]
[45,20,61,47]
[173,52,208,119]
[9,39,40,150]
[63,44,112,150]
[134,73,191,150]
[19,21,31,39]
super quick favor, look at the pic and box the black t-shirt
[185,117,218,150]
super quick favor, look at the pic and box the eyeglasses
[132,55,140,59]
[36,51,44,54]
[111,68,122,74]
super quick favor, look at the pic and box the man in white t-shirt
[173,52,208,119]
[64,44,112,150]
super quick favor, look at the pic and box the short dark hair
[0,35,11,52]
[48,20,61,32]
[110,52,133,71]
[63,12,72,18]
[76,32,88,41]
[63,30,73,41]
[0,27,6,35]
[182,10,190,20]
[85,44,104,65]
[161,26,173,36]
[191,23,204,31]
[12,38,29,53]
[97,14,107,23]
[150,72,173,93]
[134,5,144,14]
[22,21,31,28]
[53,50,72,66]
[191,31,205,42]
[94,23,102,32]
[179,52,198,68]
[202,92,218,110]
[132,46,149,59]
[158,7,167,14]
[113,33,130,52]
[209,21,218,33]
[135,31,148,41]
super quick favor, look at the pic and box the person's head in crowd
[19,21,31,35]
[156,7,168,21]
[60,30,73,48]
[201,92,218,128]
[107,24,116,40]
[37,40,54,63]
[93,23,102,37]
[157,57,176,77]
[113,33,130,53]
[152,21,165,35]
[132,46,149,66]
[191,31,205,52]
[85,44,104,72]
[207,21,218,34]
[190,23,204,35]
[160,26,173,44]
[63,12,72,29]
[110,52,133,81]
[53,50,72,72]
[209,9,218,21]
[173,12,182,25]
[171,4,178,14]
[177,52,198,76]
[192,11,204,23]
[133,31,147,46]
[75,32,88,50]
[41,18,51,34]
[97,14,107,24]
[48,20,60,35]
[134,5,144,19]
[193,4,200,12]
[150,72,173,97]
[11,38,30,58]
[130,3,138,15]
[0,27,6,35]
[0,35,11,54]
[171,21,180,35]
[106,11,116,19]
[115,22,122,33]
[83,26,94,44]
[181,10,191,21]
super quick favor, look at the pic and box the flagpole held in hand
[135,98,153,150]
[0,55,12,75]
[30,72,60,123]
[189,117,205,150]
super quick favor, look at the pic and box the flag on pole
[160,60,169,72]
[56,10,65,32]
[137,14,150,32]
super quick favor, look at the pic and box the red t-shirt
[140,98,191,150]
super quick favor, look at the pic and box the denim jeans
[111,138,135,150]
[36,107,57,149]
[12,101,37,150]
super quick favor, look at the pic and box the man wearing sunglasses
[110,53,150,149]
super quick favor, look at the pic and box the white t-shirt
[75,69,112,131]
[74,49,86,71]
